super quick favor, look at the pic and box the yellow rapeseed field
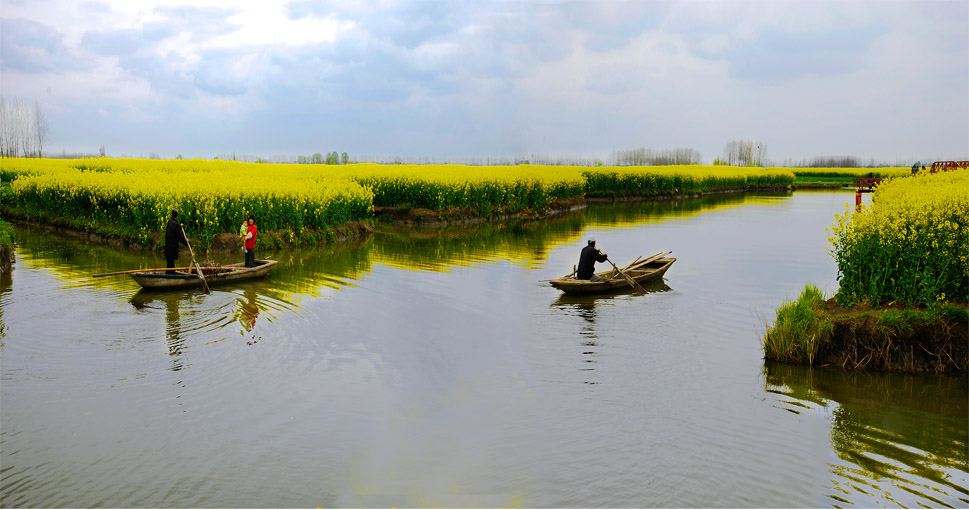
[6,158,374,248]
[828,169,968,306]
[3,157,795,250]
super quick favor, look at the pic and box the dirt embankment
[0,243,13,273]
[814,298,968,374]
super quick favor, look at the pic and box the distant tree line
[351,154,610,166]
[714,139,766,167]
[800,156,864,168]
[773,156,934,168]
[609,147,702,166]
[297,152,349,165]
[46,150,102,159]
[0,97,49,158]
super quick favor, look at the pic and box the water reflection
[238,290,259,332]
[0,264,11,341]
[236,290,260,345]
[9,191,771,302]
[764,362,969,508]
[549,280,673,385]
[553,291,601,375]
[165,295,186,371]
[130,290,190,371]
[582,191,788,229]
[130,286,282,355]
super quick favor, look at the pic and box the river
[1,191,966,508]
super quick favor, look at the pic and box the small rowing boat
[130,259,277,290]
[546,252,674,295]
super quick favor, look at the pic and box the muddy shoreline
[0,244,13,273]
[790,298,968,374]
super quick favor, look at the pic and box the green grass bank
[764,285,967,374]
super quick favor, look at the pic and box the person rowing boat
[547,251,674,295]
[577,238,608,282]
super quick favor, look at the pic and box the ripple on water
[129,287,303,338]
[3,196,966,509]
[765,364,969,509]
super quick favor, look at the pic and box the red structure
[929,161,969,173]
[855,177,882,191]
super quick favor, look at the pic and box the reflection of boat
[547,254,675,295]
[130,260,277,290]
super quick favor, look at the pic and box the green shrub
[764,284,833,364]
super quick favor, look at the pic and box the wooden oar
[603,254,647,295]
[181,226,211,294]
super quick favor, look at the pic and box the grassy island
[765,169,969,373]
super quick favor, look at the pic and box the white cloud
[1,0,965,160]
[207,5,353,48]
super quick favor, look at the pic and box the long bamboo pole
[625,251,672,271]
[181,226,211,294]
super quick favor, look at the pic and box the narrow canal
[1,191,966,508]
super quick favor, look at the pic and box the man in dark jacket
[577,238,608,281]
[165,210,188,274]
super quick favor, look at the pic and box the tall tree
[610,147,702,166]
[35,101,49,158]
[722,139,766,167]
[0,97,48,158]
[0,97,6,157]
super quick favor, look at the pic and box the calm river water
[1,191,966,508]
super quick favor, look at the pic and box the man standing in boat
[164,209,188,274]
[242,214,257,268]
[577,238,608,281]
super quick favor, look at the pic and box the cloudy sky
[2,0,967,163]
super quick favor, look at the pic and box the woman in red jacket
[242,214,257,267]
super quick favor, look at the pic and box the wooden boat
[547,252,675,295]
[130,259,277,290]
